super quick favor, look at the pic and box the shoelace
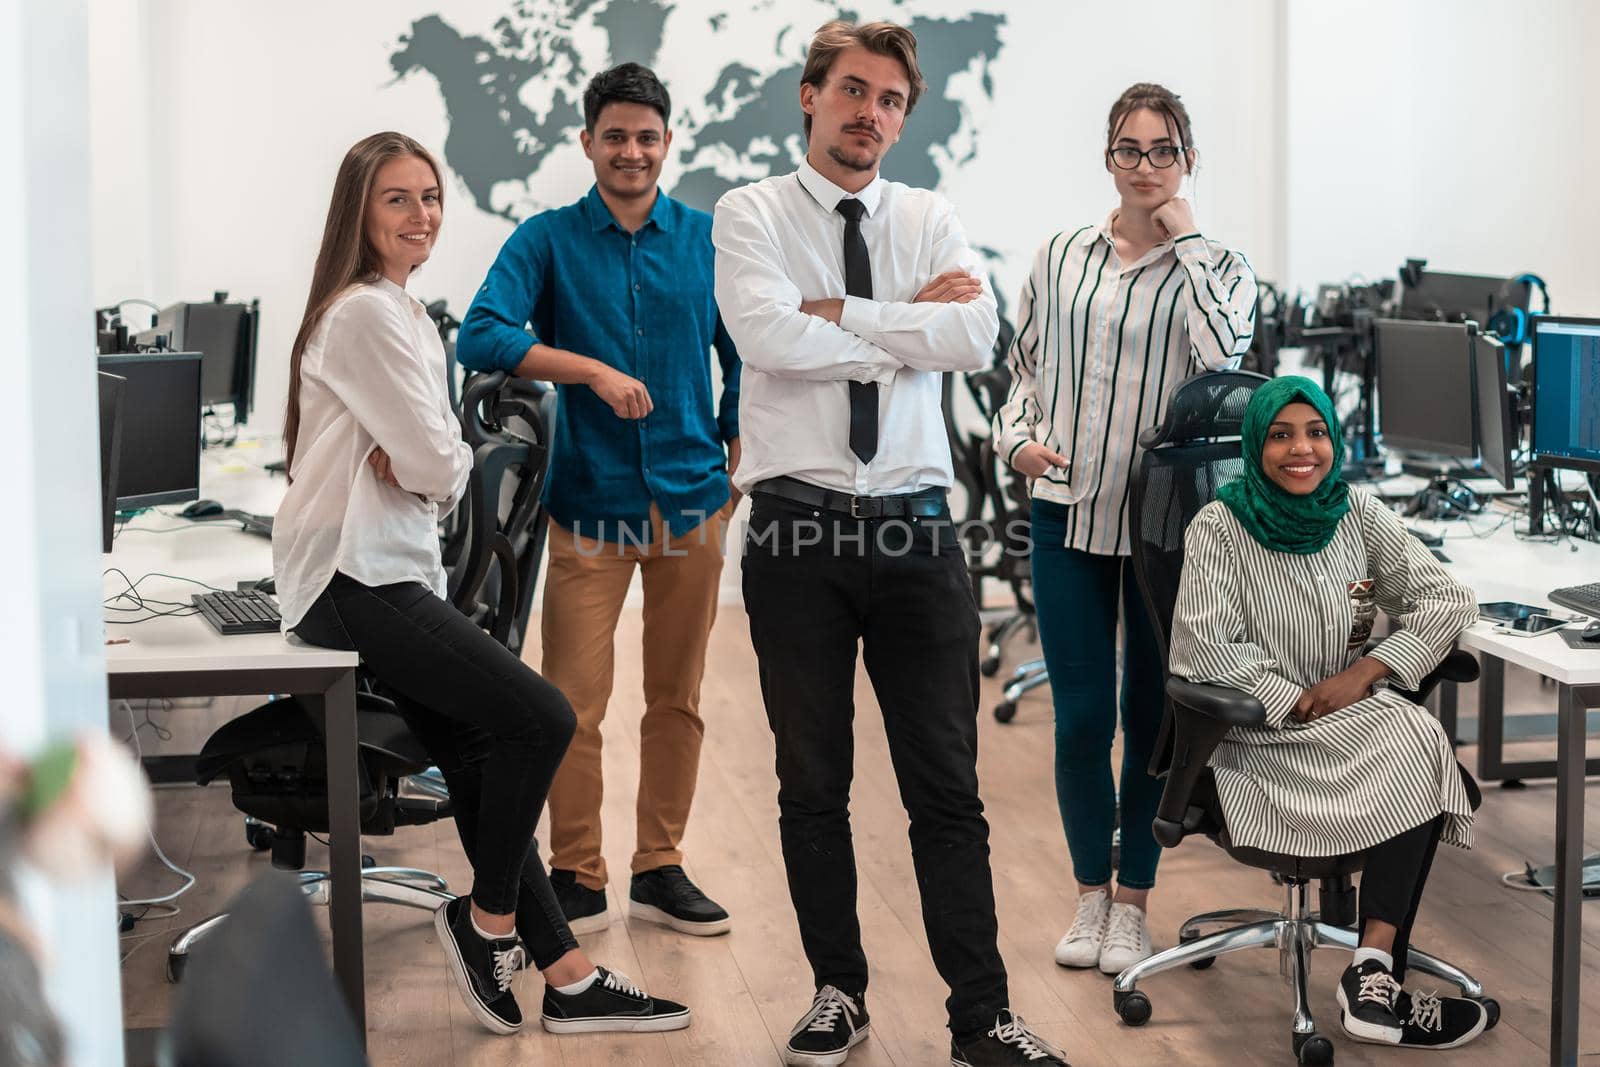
[601,969,646,1000]
[1356,969,1403,1010]
[490,943,526,994]
[1407,991,1443,1033]
[1065,894,1106,942]
[658,867,711,905]
[1101,905,1145,954]
[797,985,858,1035]
[990,1013,1062,1061]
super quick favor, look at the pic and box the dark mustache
[843,124,881,142]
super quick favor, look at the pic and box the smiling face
[364,154,441,286]
[581,101,671,203]
[801,45,909,176]
[1106,106,1190,211]
[1262,401,1336,495]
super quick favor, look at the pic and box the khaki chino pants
[541,502,730,890]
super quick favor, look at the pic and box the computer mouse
[255,576,276,595]
[1582,620,1600,643]
[181,499,224,519]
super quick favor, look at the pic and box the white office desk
[1408,508,1600,1067]
[106,443,368,1042]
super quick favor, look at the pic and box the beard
[827,143,879,172]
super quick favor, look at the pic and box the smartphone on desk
[1491,614,1575,638]
[1479,601,1546,623]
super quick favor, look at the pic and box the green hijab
[1216,376,1350,554]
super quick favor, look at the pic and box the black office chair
[1109,370,1495,1065]
[167,373,553,981]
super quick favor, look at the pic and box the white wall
[1285,0,1600,314]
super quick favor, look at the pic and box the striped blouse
[1168,490,1478,857]
[994,213,1257,555]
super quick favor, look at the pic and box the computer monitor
[1374,319,1476,459]
[1396,265,1531,328]
[97,352,203,509]
[97,371,126,552]
[1529,316,1600,476]
[150,298,258,422]
[1468,325,1515,490]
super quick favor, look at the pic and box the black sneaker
[951,1010,1070,1065]
[540,965,691,1033]
[549,867,610,935]
[784,986,870,1066]
[629,865,732,936]
[433,896,526,1035]
[1393,989,1489,1049]
[1337,958,1404,1044]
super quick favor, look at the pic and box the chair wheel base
[1113,988,1151,1027]
[244,822,273,851]
[1473,996,1500,1030]
[993,701,1017,723]
[979,655,1001,677]
[1293,1032,1334,1065]
[1177,932,1218,969]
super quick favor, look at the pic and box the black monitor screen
[1375,319,1475,459]
[182,302,249,410]
[97,372,125,552]
[1397,268,1531,327]
[1530,317,1600,475]
[97,352,202,509]
[1470,330,1515,490]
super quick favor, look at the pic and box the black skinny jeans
[741,493,1008,1038]
[1358,814,1446,983]
[293,572,580,969]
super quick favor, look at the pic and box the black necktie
[836,198,877,465]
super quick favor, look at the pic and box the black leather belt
[754,476,947,519]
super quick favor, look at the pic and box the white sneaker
[1053,889,1110,968]
[1098,902,1153,974]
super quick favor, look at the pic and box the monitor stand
[1399,462,1482,521]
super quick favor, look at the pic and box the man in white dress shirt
[712,20,1069,1067]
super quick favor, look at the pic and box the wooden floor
[120,604,1600,1065]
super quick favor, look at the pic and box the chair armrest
[1388,648,1479,704]
[1152,679,1267,848]
[1166,679,1268,726]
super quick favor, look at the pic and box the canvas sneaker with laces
[540,965,691,1033]
[1337,958,1405,1044]
[950,1010,1071,1065]
[434,896,527,1035]
[1393,989,1488,1049]
[1097,901,1153,974]
[783,985,870,1066]
[1053,889,1110,968]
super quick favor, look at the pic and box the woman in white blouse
[273,132,689,1038]
[992,83,1256,976]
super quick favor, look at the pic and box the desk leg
[1550,683,1589,1067]
[1477,654,1507,781]
[308,669,366,1040]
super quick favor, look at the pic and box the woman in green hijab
[1168,377,1491,1052]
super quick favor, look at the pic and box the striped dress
[1168,489,1477,856]
[994,214,1257,556]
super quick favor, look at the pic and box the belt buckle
[850,495,869,519]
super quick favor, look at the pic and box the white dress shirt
[273,277,472,628]
[712,159,998,495]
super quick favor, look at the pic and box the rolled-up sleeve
[1175,236,1255,372]
[457,220,549,374]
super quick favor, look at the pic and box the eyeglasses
[1108,145,1186,170]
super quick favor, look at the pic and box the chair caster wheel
[361,854,376,869]
[245,821,274,851]
[1113,989,1151,1027]
[979,655,1001,677]
[1293,1032,1333,1065]
[1472,996,1500,1030]
[993,701,1017,723]
[1178,932,1217,969]
[166,951,186,983]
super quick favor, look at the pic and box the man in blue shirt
[457,63,740,939]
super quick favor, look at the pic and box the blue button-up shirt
[457,186,741,542]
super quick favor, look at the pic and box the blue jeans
[1030,499,1165,890]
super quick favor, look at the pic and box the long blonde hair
[283,132,443,476]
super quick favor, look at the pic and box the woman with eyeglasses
[993,82,1257,977]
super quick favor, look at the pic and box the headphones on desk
[1487,273,1550,346]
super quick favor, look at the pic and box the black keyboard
[1549,581,1600,620]
[238,512,273,538]
[192,589,282,635]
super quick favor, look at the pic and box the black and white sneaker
[1337,959,1404,1044]
[951,1010,1070,1065]
[629,865,731,936]
[549,867,610,935]
[433,897,526,1035]
[1393,989,1489,1049]
[540,965,691,1034]
[784,985,870,1066]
